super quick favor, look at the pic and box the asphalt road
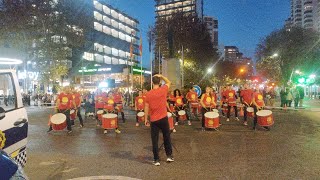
[23,107,320,180]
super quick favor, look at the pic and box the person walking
[72,89,84,127]
[144,74,174,166]
[280,89,287,108]
[293,87,300,108]
[286,88,293,107]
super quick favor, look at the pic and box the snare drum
[178,110,187,121]
[102,113,118,129]
[50,113,67,131]
[256,110,274,126]
[137,112,145,122]
[167,112,174,130]
[97,110,104,121]
[70,109,76,120]
[247,107,254,117]
[204,112,220,128]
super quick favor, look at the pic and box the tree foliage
[154,13,219,88]
[256,27,320,84]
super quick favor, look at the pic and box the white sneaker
[135,123,139,127]
[244,121,248,126]
[175,122,178,126]
[153,160,160,166]
[167,157,174,162]
[104,130,108,134]
[188,121,192,126]
[235,117,240,121]
[173,129,177,133]
[226,118,230,122]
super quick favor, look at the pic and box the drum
[247,107,254,117]
[204,112,220,129]
[97,110,104,121]
[178,110,187,121]
[256,110,274,126]
[167,112,174,130]
[70,109,76,120]
[50,113,67,131]
[102,113,118,129]
[137,112,145,122]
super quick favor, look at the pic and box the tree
[256,27,320,84]
[154,12,220,88]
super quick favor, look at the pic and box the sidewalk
[266,98,320,112]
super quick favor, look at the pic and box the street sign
[193,85,202,97]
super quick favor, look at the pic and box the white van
[0,69,28,167]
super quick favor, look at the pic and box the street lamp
[295,70,301,74]
[240,69,244,73]
[207,68,213,73]
[310,74,316,79]
[272,53,279,57]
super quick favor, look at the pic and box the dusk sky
[106,0,291,69]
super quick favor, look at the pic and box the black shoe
[263,127,270,131]
[47,128,53,133]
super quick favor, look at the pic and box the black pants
[151,117,173,161]
[175,106,189,122]
[116,104,125,122]
[201,107,209,128]
[227,105,238,118]
[243,104,253,122]
[77,107,84,126]
[136,110,144,122]
[221,103,227,116]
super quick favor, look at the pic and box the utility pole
[181,45,184,89]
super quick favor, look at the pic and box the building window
[103,26,111,35]
[112,48,119,56]
[84,52,94,61]
[119,59,126,64]
[103,5,111,15]
[112,57,119,64]
[111,29,119,38]
[104,46,111,54]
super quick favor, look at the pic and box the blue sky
[106,0,291,69]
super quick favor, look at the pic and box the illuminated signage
[79,68,111,73]
[18,71,39,80]
[133,68,151,75]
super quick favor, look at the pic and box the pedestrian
[280,89,287,107]
[200,87,217,131]
[144,74,174,166]
[47,86,75,133]
[135,90,145,127]
[173,89,191,126]
[298,87,305,107]
[269,88,276,107]
[72,89,84,128]
[286,88,293,107]
[252,87,269,131]
[240,83,253,126]
[103,91,121,134]
[225,84,239,122]
[293,87,300,108]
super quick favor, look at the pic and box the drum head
[70,110,75,114]
[256,110,272,116]
[97,110,104,114]
[103,113,118,118]
[205,112,219,118]
[137,112,145,117]
[212,109,219,113]
[178,110,186,115]
[247,107,254,112]
[51,113,66,124]
[167,112,172,117]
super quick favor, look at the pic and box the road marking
[69,176,141,180]
[39,161,60,166]
[62,167,78,173]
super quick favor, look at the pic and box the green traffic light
[298,77,305,84]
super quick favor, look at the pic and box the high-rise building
[155,0,203,19]
[288,0,320,31]
[204,16,218,47]
[224,46,243,62]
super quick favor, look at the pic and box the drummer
[168,90,176,112]
[114,88,125,123]
[47,86,75,134]
[220,86,227,117]
[173,89,191,126]
[240,83,253,126]
[104,91,121,134]
[252,87,269,131]
[95,89,106,126]
[186,86,199,116]
[225,84,239,122]
[72,89,84,128]
[135,90,145,127]
[200,87,217,131]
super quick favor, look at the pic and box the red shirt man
[113,92,122,104]
[225,88,237,106]
[95,92,106,109]
[72,92,82,107]
[186,88,198,103]
[253,91,264,107]
[146,85,169,122]
[240,86,253,106]
[58,93,74,110]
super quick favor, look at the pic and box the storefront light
[0,58,23,65]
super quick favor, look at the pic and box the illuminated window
[103,5,110,15]
[112,48,119,56]
[94,22,103,32]
[104,56,112,64]
[104,46,111,54]
[119,32,126,41]
[112,57,119,64]
[103,26,111,35]
[95,54,104,63]
[84,52,94,61]
[119,59,126,64]
[103,16,111,25]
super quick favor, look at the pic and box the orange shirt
[175,96,184,107]
[240,89,253,105]
[254,92,264,107]
[104,97,115,111]
[146,85,169,122]
[58,93,73,110]
[135,96,145,110]
[202,93,215,108]
[186,91,198,102]
[114,93,122,103]
[95,94,106,109]
[72,93,82,107]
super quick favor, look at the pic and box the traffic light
[298,77,305,84]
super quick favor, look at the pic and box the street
[24,107,320,179]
